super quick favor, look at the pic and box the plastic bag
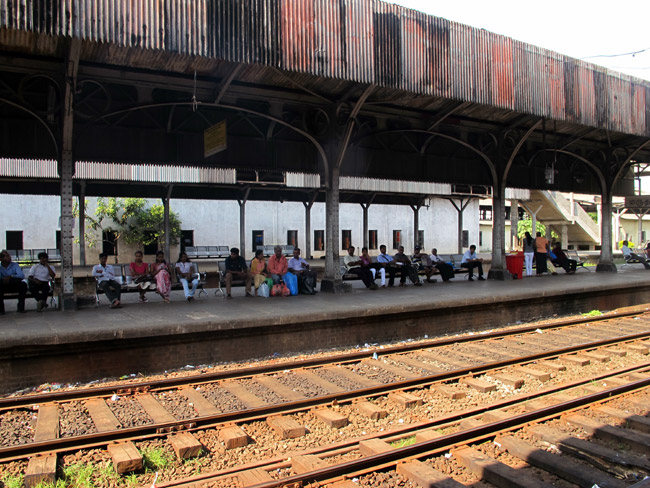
[258,282,270,298]
[271,283,290,297]
[283,272,299,296]
[266,277,274,288]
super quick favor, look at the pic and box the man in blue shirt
[0,250,27,314]
[461,244,485,281]
[376,244,397,287]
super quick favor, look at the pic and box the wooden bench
[96,263,208,305]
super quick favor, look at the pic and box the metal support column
[510,199,519,251]
[596,187,617,272]
[487,185,509,280]
[410,199,424,249]
[163,184,173,260]
[78,183,86,266]
[59,39,80,310]
[303,192,318,260]
[449,198,470,254]
[237,187,250,259]
[321,165,348,293]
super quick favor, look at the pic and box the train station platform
[1,267,650,394]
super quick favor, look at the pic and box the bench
[256,245,295,257]
[2,275,58,310]
[339,256,434,282]
[185,246,230,259]
[95,263,208,305]
[566,250,591,271]
[4,249,62,265]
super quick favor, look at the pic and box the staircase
[522,190,600,244]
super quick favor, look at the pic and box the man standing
[461,244,485,281]
[622,240,650,269]
[92,253,122,308]
[393,245,421,286]
[224,247,253,298]
[288,248,317,293]
[344,246,377,289]
[267,245,288,284]
[28,251,56,312]
[0,250,27,314]
[376,245,397,287]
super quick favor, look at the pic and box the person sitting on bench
[176,252,199,302]
[393,246,422,286]
[92,253,122,308]
[344,246,377,290]
[288,248,317,294]
[267,245,288,284]
[622,240,650,269]
[461,244,485,281]
[430,248,455,282]
[28,251,55,312]
[224,247,253,298]
[376,245,397,287]
[0,249,27,314]
[412,246,436,283]
[360,246,386,287]
[550,243,577,274]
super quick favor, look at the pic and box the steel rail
[155,364,650,487]
[1,330,649,462]
[1,307,647,410]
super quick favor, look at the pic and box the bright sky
[390,1,650,82]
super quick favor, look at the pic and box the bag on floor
[258,282,270,298]
[283,272,299,296]
[266,277,274,288]
[271,283,290,297]
[298,275,315,295]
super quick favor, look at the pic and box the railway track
[2,308,650,486]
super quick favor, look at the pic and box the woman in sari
[150,250,172,303]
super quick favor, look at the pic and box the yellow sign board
[204,120,227,157]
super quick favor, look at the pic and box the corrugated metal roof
[341,176,451,195]
[1,0,648,136]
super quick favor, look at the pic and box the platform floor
[2,265,650,349]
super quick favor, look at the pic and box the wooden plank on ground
[355,401,387,420]
[358,438,393,456]
[458,418,484,430]
[461,377,496,393]
[294,369,343,394]
[397,459,465,488]
[388,391,423,408]
[313,408,348,428]
[107,442,143,474]
[417,350,471,369]
[627,372,650,382]
[85,398,121,432]
[454,446,554,488]
[323,366,382,388]
[606,348,627,357]
[596,405,650,434]
[392,354,443,374]
[292,454,327,474]
[493,373,524,389]
[415,429,442,443]
[329,481,360,488]
[497,434,627,488]
[363,359,420,379]
[581,352,610,363]
[538,360,566,372]
[464,343,516,359]
[623,343,649,355]
[179,387,220,416]
[25,454,57,488]
[219,381,267,408]
[559,355,590,367]
[169,432,203,460]
[255,375,305,402]
[435,385,466,399]
[565,414,650,453]
[514,367,551,382]
[267,415,306,439]
[219,424,249,449]
[34,404,59,442]
[482,409,511,423]
[238,468,273,487]
[136,393,176,424]
[528,424,650,472]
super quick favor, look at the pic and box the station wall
[0,195,479,263]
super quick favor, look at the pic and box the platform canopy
[0,0,648,198]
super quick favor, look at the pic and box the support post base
[487,268,511,281]
[596,263,617,273]
[320,279,352,294]
[62,294,77,311]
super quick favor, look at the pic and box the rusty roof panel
[0,0,648,136]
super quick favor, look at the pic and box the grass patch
[583,310,603,317]
[62,463,95,488]
[390,435,416,448]
[141,445,175,471]
[2,475,24,488]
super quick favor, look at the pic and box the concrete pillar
[596,188,616,272]
[561,225,568,249]
[237,188,250,259]
[510,199,519,251]
[321,166,348,293]
[78,189,86,266]
[638,212,644,247]
[545,224,552,243]
[303,197,316,260]
[361,203,369,249]
[163,197,170,260]
[411,202,422,249]
[59,40,80,310]
[488,185,508,280]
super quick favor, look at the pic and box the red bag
[271,283,290,297]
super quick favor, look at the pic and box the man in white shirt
[344,246,377,289]
[461,244,485,281]
[376,244,397,287]
[621,240,650,269]
[430,248,455,282]
[28,251,56,312]
[288,248,317,293]
[92,253,122,308]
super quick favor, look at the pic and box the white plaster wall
[0,195,481,262]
